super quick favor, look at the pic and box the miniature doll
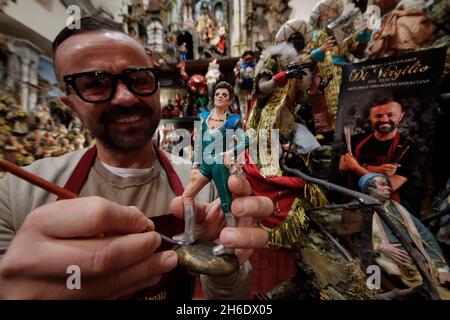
[172,81,248,256]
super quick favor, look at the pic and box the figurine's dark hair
[52,16,124,58]
[242,50,255,58]
[215,81,234,98]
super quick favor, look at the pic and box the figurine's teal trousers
[199,161,232,214]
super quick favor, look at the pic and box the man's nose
[110,82,138,106]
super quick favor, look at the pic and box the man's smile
[112,114,145,125]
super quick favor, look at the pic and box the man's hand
[170,174,274,264]
[0,197,178,299]
[341,153,368,176]
[438,272,450,286]
[368,163,401,176]
[343,153,360,170]
[377,243,413,266]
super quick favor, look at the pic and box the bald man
[340,96,417,210]
[0,16,274,300]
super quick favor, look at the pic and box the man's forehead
[55,31,150,75]
[57,31,141,52]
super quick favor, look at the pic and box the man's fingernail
[222,230,237,246]
[163,251,178,270]
[234,200,244,215]
[146,219,155,231]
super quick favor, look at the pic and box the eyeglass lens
[126,70,157,94]
[74,69,157,102]
[75,73,112,102]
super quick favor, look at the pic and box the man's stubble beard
[90,104,161,152]
[96,124,158,151]
[374,121,396,136]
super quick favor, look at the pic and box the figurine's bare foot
[212,243,234,256]
[172,233,195,245]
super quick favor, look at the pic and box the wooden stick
[0,159,78,199]
[344,126,352,155]
[395,145,410,163]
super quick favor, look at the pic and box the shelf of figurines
[159,57,239,88]
[162,57,239,72]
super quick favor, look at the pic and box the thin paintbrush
[0,159,183,245]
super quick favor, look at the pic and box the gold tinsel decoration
[261,184,329,249]
[304,182,329,208]
[346,259,378,300]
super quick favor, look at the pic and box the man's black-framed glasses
[63,67,159,103]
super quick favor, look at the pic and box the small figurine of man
[359,173,450,299]
[234,49,256,121]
